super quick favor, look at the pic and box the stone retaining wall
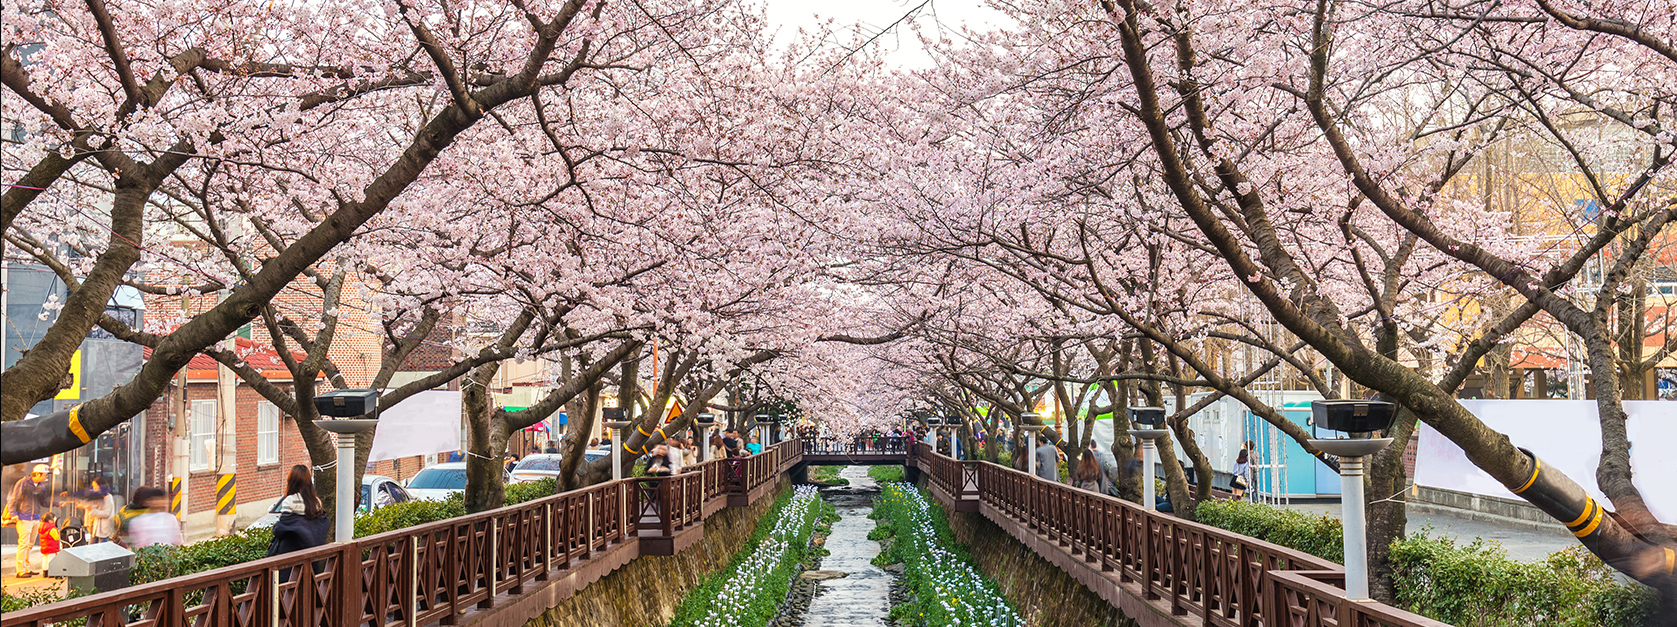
[947,510,1137,627]
[522,476,789,627]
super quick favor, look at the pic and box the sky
[760,0,1010,69]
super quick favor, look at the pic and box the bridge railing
[798,434,910,457]
[913,443,1446,627]
[5,439,804,627]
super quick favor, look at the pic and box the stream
[801,466,891,626]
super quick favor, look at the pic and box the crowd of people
[4,465,186,579]
[4,462,340,582]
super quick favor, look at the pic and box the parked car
[246,475,411,529]
[509,452,606,484]
[403,462,470,501]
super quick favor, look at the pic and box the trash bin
[45,543,134,593]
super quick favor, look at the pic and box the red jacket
[39,521,61,554]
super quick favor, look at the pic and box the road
[1280,501,1575,562]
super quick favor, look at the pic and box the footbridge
[796,434,913,465]
[11,438,1448,627]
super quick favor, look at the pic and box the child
[37,512,62,574]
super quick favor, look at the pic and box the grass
[809,465,849,485]
[867,465,905,483]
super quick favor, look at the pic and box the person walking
[267,466,330,558]
[667,439,685,474]
[1072,453,1108,494]
[65,476,118,544]
[1034,440,1060,482]
[127,487,184,549]
[6,464,54,578]
[646,444,673,476]
[1231,448,1251,499]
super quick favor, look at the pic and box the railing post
[409,536,421,627]
[341,541,363,627]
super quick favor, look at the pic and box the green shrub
[867,465,905,483]
[354,492,467,538]
[1,586,87,616]
[132,528,275,585]
[1193,499,1343,563]
[505,477,556,505]
[1388,534,1655,627]
[1193,500,1657,627]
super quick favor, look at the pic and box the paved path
[1280,501,1575,562]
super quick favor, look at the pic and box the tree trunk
[1366,408,1416,604]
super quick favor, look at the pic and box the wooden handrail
[4,440,805,627]
[909,442,1448,627]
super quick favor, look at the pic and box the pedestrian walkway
[1279,501,1575,562]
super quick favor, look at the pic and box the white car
[403,462,471,501]
[509,451,606,484]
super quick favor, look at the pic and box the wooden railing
[799,434,912,457]
[5,439,804,627]
[911,443,1446,627]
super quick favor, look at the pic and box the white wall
[1416,400,1676,523]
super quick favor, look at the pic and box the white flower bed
[674,484,823,627]
[878,483,1024,627]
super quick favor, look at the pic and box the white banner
[1415,400,1677,523]
[368,390,463,462]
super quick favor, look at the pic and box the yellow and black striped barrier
[216,474,237,516]
[169,477,183,519]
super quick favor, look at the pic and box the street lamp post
[604,413,633,482]
[1308,400,1397,602]
[312,389,379,543]
[754,413,770,450]
[1020,413,1043,477]
[695,413,716,462]
[1127,407,1169,512]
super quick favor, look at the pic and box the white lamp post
[1127,407,1169,512]
[754,413,770,451]
[1020,413,1044,477]
[695,413,716,462]
[313,389,379,544]
[604,415,633,481]
[1308,400,1397,602]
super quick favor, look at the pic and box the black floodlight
[314,389,377,418]
[1127,406,1166,427]
[1312,400,1397,436]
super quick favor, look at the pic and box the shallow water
[803,466,890,626]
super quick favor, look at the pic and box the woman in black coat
[268,465,330,569]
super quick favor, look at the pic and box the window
[190,399,217,471]
[257,402,280,465]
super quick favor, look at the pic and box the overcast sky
[760,0,1010,69]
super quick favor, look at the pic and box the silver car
[509,451,606,484]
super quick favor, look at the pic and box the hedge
[1194,499,1343,563]
[1388,533,1655,627]
[1193,499,1657,627]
